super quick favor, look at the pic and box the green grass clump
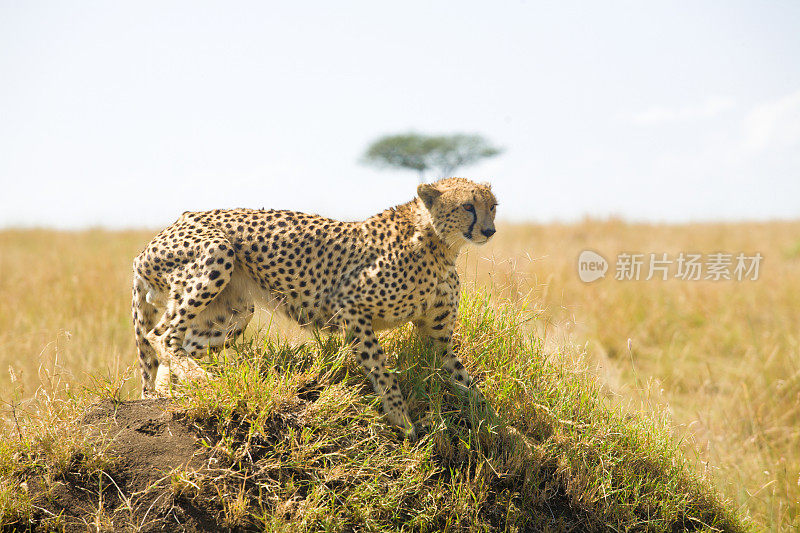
[0,379,118,530]
[0,292,747,531]
[172,292,746,532]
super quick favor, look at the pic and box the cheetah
[132,177,497,438]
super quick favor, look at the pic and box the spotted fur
[131,177,497,437]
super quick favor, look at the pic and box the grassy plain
[0,220,797,529]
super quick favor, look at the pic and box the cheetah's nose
[481,228,496,238]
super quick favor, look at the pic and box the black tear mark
[466,210,477,239]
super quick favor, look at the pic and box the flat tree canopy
[363,133,502,182]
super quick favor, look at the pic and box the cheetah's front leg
[415,278,485,406]
[415,310,494,431]
[416,312,474,391]
[340,306,415,439]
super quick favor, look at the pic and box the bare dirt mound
[28,399,220,532]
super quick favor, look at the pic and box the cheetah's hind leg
[183,272,256,364]
[145,235,238,395]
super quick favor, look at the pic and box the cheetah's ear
[417,183,442,209]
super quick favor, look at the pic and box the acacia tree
[429,134,502,176]
[362,133,502,183]
[361,134,434,183]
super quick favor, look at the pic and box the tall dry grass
[463,219,800,530]
[0,229,151,398]
[0,220,798,529]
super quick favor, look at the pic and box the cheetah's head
[417,178,497,248]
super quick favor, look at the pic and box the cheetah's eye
[490,204,496,211]
[463,203,475,212]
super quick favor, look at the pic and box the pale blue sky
[1,1,798,228]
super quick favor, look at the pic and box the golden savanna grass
[0,220,798,529]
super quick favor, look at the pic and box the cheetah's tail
[132,271,159,397]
